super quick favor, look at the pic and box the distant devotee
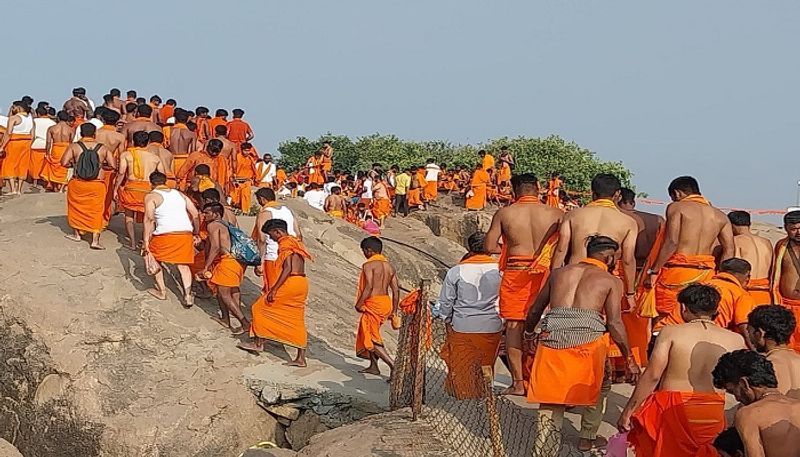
[727,210,774,305]
[324,186,347,218]
[0,101,34,195]
[226,109,254,147]
[207,109,228,135]
[213,125,236,179]
[525,236,638,455]
[484,173,562,396]
[239,218,312,367]
[29,106,55,187]
[479,149,494,171]
[176,138,225,184]
[121,104,161,146]
[438,232,502,399]
[306,149,325,186]
[423,158,440,203]
[354,236,399,376]
[169,109,197,176]
[158,99,176,125]
[713,349,800,457]
[497,147,513,184]
[465,162,490,210]
[773,210,800,352]
[147,131,175,186]
[748,304,800,398]
[114,131,165,250]
[62,87,92,123]
[545,173,562,208]
[618,187,665,270]
[321,140,334,176]
[42,110,74,191]
[142,171,199,306]
[302,183,326,211]
[371,176,391,226]
[61,124,115,249]
[393,167,411,217]
[255,152,276,188]
[619,284,746,456]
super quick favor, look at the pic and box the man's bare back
[768,349,800,399]
[557,206,638,264]
[119,148,163,181]
[624,209,664,268]
[48,123,74,144]
[669,201,733,256]
[655,322,746,392]
[122,120,161,145]
[217,136,236,167]
[148,143,174,175]
[373,182,388,200]
[736,395,800,457]
[96,128,126,160]
[486,202,561,257]
[734,233,773,279]
[324,194,347,213]
[363,260,395,298]
[61,140,115,180]
[63,97,90,120]
[547,262,622,313]
[169,128,196,155]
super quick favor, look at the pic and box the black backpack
[75,142,101,180]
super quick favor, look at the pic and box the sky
[4,1,798,214]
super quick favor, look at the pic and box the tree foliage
[277,133,632,194]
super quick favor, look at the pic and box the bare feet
[183,290,194,308]
[64,234,82,242]
[90,243,106,250]
[359,365,381,375]
[147,288,167,300]
[236,342,262,355]
[210,316,230,329]
[500,382,526,396]
[284,360,307,367]
[230,326,247,336]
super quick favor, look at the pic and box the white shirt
[361,178,373,199]
[425,164,441,182]
[303,189,326,211]
[256,162,276,184]
[32,117,56,149]
[435,260,503,333]
[74,118,104,141]
[264,205,297,261]
[323,182,337,196]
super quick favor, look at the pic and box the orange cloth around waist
[209,254,243,288]
[118,180,151,213]
[407,188,423,206]
[42,142,70,185]
[328,210,344,218]
[356,295,393,358]
[465,184,487,209]
[441,330,501,399]
[28,148,46,180]
[423,180,438,201]
[321,156,332,172]
[499,256,549,320]
[172,154,189,177]
[102,172,116,224]
[66,179,107,233]
[527,334,609,406]
[779,296,800,353]
[149,232,194,265]
[372,198,392,219]
[608,311,651,367]
[655,254,715,315]
[746,277,772,305]
[1,134,32,179]
[629,390,725,457]
[190,248,206,276]
[250,275,309,348]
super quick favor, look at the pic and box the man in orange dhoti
[619,284,747,456]
[545,173,562,208]
[207,109,228,137]
[370,177,391,226]
[479,149,494,171]
[423,158,440,203]
[321,140,334,176]
[354,237,399,376]
[226,109,254,148]
[438,233,503,399]
[728,211,774,305]
[485,174,562,396]
[465,163,489,210]
[0,102,34,195]
[232,142,257,212]
[525,237,638,456]
[29,106,55,187]
[176,139,224,185]
[771,210,800,352]
[42,111,75,192]
[306,150,325,186]
[497,147,513,184]
[238,218,312,366]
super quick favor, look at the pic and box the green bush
[277,133,632,194]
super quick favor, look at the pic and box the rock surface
[0,439,23,457]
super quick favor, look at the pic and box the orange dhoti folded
[372,198,392,220]
[66,179,107,233]
[118,180,151,214]
[149,232,194,265]
[629,390,725,457]
[41,142,70,185]
[172,154,188,178]
[327,210,344,218]
[407,188,423,207]
[28,148,46,180]
[102,171,116,224]
[355,295,393,358]
[499,256,549,320]
[209,254,244,288]
[441,330,501,399]
[423,181,438,201]
[746,277,772,306]
[465,184,486,210]
[190,248,206,276]
[608,311,651,367]
[0,135,31,179]
[655,254,715,316]
[250,275,309,348]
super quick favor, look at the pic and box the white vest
[153,189,193,235]
[264,205,297,261]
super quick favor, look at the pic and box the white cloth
[256,162,276,184]
[361,178,373,199]
[303,189,326,211]
[435,260,503,333]
[74,118,104,141]
[264,206,297,261]
[11,114,33,134]
[323,182,337,196]
[425,164,441,182]
[152,189,193,235]
[32,118,56,149]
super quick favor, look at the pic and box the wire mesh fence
[390,281,594,457]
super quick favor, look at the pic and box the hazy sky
[4,1,798,212]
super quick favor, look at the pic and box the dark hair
[137,104,153,117]
[467,232,487,254]
[784,210,800,226]
[79,123,96,137]
[586,235,619,257]
[719,258,751,276]
[215,125,228,136]
[126,90,137,98]
[100,109,120,125]
[206,139,223,154]
[256,187,276,202]
[232,109,244,118]
[103,94,114,103]
[728,210,751,227]
[196,106,209,115]
[241,142,253,151]
[35,106,48,116]
[47,107,56,116]
[360,236,383,253]
[195,164,211,176]
[201,188,222,202]
[215,109,228,117]
[713,349,778,389]
[149,171,167,185]
[510,173,538,194]
[262,218,288,233]
[619,188,636,205]
[478,149,486,156]
[148,130,164,143]
[202,202,224,217]
[57,110,71,122]
[110,88,121,97]
[150,95,162,104]
[166,99,176,106]
[591,173,621,198]
[331,186,341,195]
[678,283,720,316]
[136,97,146,105]
[72,87,86,96]
[132,131,150,147]
[174,109,190,123]
[749,305,796,345]
[713,427,744,455]
[668,176,700,197]
[126,102,138,114]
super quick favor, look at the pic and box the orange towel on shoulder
[441,330,501,399]
[118,180,151,214]
[66,179,107,233]
[149,232,194,265]
[746,277,772,305]
[654,253,715,315]
[629,390,725,457]
[209,253,244,288]
[1,134,31,179]
[498,229,558,321]
[355,254,393,358]
[28,148,46,180]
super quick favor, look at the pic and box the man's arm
[436,269,458,320]
[355,264,374,312]
[142,194,157,251]
[605,278,631,359]
[484,210,503,254]
[203,224,221,273]
[0,117,18,150]
[718,218,735,262]
[651,204,681,272]
[390,269,400,315]
[246,125,254,141]
[551,215,572,269]
[45,126,53,157]
[113,154,128,198]
[618,326,672,431]
[621,222,639,298]
[735,409,766,457]
[524,276,552,333]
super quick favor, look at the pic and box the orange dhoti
[0,135,31,179]
[149,232,194,264]
[465,184,487,210]
[172,155,188,181]
[629,390,725,457]
[423,181,438,202]
[608,311,651,367]
[327,210,344,218]
[654,254,715,316]
[355,295,392,358]
[250,275,309,348]
[441,330,501,399]
[118,180,151,214]
[746,277,772,306]
[102,171,116,224]
[190,248,207,276]
[372,198,391,220]
[231,181,252,211]
[28,148,46,181]
[499,256,548,320]
[209,254,244,288]
[407,188,423,207]
[41,142,70,186]
[66,179,107,233]
[779,297,800,353]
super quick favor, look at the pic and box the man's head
[100,108,120,126]
[590,173,621,200]
[126,102,138,114]
[619,187,636,211]
[331,186,342,195]
[510,173,538,198]
[467,231,487,255]
[241,142,253,152]
[667,176,701,202]
[136,97,146,105]
[148,130,165,145]
[80,123,96,139]
[215,109,228,118]
[206,139,223,156]
[149,171,167,187]
[202,202,224,223]
[261,218,288,242]
[586,235,619,269]
[713,349,778,405]
[126,90,137,99]
[201,188,222,204]
[728,210,751,228]
[195,164,211,177]
[166,99,177,107]
[713,427,744,457]
[174,109,190,124]
[72,87,86,97]
[149,95,162,105]
[34,106,47,117]
[232,109,244,118]
[784,210,800,242]
[426,158,435,165]
[215,125,228,137]
[110,88,121,98]
[57,110,72,123]
[478,149,486,157]
[263,153,272,163]
[748,305,797,352]
[255,187,276,205]
[137,104,153,118]
[719,258,751,286]
[679,283,720,321]
[103,94,114,104]
[360,236,383,259]
[47,107,56,117]
[132,131,149,148]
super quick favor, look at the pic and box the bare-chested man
[63,87,92,122]
[618,187,665,270]
[123,102,138,124]
[728,210,774,305]
[60,123,116,249]
[101,94,121,115]
[484,173,562,396]
[773,211,800,352]
[109,88,125,113]
[213,124,237,176]
[121,104,161,146]
[619,284,746,454]
[95,110,125,159]
[649,176,734,324]
[169,109,196,155]
[748,304,800,399]
[713,349,800,457]
[146,131,174,184]
[524,236,637,455]
[113,131,165,249]
[44,111,76,192]
[324,186,347,218]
